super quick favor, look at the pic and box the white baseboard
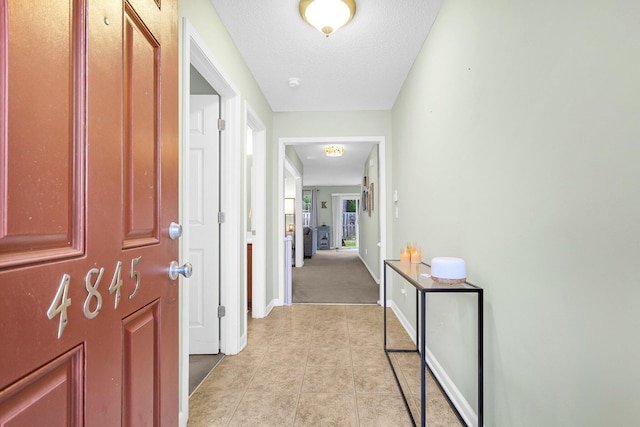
[425,348,479,427]
[387,299,416,342]
[265,299,276,316]
[252,298,276,319]
[358,254,380,284]
[387,300,479,427]
[239,332,247,352]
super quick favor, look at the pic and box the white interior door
[188,95,220,354]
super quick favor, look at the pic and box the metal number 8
[83,268,104,319]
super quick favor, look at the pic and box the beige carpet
[292,250,379,304]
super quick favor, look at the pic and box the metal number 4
[47,274,72,339]
[109,261,123,309]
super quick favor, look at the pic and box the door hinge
[218,212,225,224]
[217,119,226,131]
[218,306,226,318]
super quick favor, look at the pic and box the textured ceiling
[210,0,443,112]
[292,141,377,186]
[210,0,442,185]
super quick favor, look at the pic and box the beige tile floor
[188,304,461,427]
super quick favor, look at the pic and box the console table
[383,260,483,427]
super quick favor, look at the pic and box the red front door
[0,0,179,425]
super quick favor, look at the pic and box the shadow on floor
[189,353,225,395]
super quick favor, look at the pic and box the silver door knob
[169,222,183,240]
[169,261,192,280]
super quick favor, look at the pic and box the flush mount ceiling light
[299,0,356,37]
[325,144,345,157]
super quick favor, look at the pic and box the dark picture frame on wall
[362,189,368,212]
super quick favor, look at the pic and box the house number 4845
[46,257,142,339]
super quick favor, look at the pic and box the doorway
[337,195,359,249]
[244,104,267,319]
[277,137,387,306]
[185,89,221,396]
[180,19,245,427]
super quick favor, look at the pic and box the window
[302,190,312,227]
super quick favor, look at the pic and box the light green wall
[273,111,392,137]
[180,0,275,320]
[391,0,640,425]
[358,146,380,279]
[285,146,304,175]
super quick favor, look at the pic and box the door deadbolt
[168,222,183,240]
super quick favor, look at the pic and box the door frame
[277,136,387,306]
[180,19,244,426]
[244,102,267,320]
[284,157,303,269]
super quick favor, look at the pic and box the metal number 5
[129,256,142,300]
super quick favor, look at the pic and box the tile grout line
[291,310,315,427]
[347,312,363,426]
[227,312,283,427]
[189,305,456,427]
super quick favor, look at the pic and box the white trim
[278,136,387,306]
[244,102,267,319]
[284,158,303,269]
[357,254,380,284]
[179,19,244,427]
[179,20,192,427]
[265,299,276,317]
[240,332,248,351]
[377,138,387,304]
[388,300,417,343]
[388,301,479,427]
[426,348,480,427]
[284,155,304,305]
[277,142,285,305]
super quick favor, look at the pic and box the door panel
[0,0,179,425]
[123,4,160,247]
[122,302,160,426]
[0,0,84,268]
[188,95,220,355]
[0,345,83,426]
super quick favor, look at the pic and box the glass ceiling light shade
[325,144,345,157]
[299,0,356,37]
[284,198,295,215]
